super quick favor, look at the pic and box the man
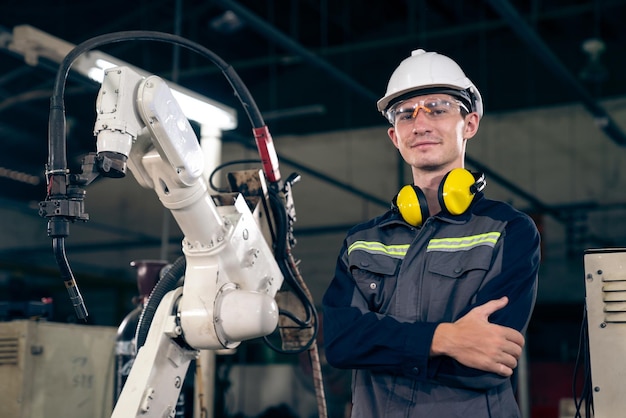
[322,49,540,417]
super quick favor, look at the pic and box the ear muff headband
[438,168,478,215]
[395,184,429,227]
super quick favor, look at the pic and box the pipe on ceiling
[210,0,378,103]
[484,0,626,146]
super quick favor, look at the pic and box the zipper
[395,217,436,321]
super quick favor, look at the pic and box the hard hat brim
[378,87,473,114]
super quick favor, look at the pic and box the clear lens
[387,97,468,125]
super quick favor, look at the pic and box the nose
[410,107,433,133]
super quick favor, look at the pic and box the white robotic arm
[95,66,284,417]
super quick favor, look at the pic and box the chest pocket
[424,246,494,320]
[426,232,499,280]
[349,251,400,313]
[427,246,492,279]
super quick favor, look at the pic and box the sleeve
[322,240,440,376]
[429,213,541,389]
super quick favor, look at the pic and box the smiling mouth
[412,141,439,148]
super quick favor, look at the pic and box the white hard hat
[377,49,483,119]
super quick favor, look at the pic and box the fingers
[495,362,514,377]
[492,324,524,363]
[501,325,525,348]
[478,345,519,377]
[492,329,524,376]
[441,320,525,376]
[473,296,509,319]
[468,348,519,377]
[473,297,525,348]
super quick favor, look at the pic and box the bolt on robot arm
[94,66,284,417]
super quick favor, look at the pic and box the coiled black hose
[135,255,186,350]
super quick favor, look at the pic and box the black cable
[52,236,88,320]
[135,255,186,350]
[48,30,268,178]
[262,187,318,354]
[270,187,315,326]
[572,305,594,417]
[208,158,262,192]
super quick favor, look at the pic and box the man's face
[386,93,479,173]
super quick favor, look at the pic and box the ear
[463,113,480,139]
[387,126,399,149]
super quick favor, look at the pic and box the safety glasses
[386,97,469,125]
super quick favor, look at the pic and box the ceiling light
[209,10,245,34]
[580,37,608,84]
[8,25,237,130]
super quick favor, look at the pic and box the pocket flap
[428,248,491,279]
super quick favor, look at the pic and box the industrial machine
[580,248,626,418]
[38,31,325,418]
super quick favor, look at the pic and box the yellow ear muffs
[395,184,429,227]
[438,168,483,215]
[394,169,485,226]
